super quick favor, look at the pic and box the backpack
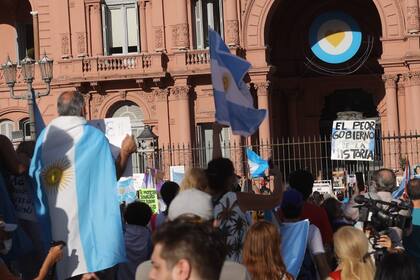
[297,246,317,280]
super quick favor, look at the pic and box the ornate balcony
[54,53,166,84]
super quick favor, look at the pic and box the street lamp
[1,53,53,140]
[137,125,159,153]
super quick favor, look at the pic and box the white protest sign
[170,166,185,185]
[89,117,133,177]
[331,120,376,161]
[313,180,333,195]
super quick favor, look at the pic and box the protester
[0,220,63,280]
[180,168,208,191]
[168,189,214,222]
[137,189,251,280]
[30,91,135,279]
[243,221,293,280]
[206,158,283,262]
[374,252,419,280]
[148,219,227,280]
[117,201,153,280]
[287,170,333,246]
[281,189,330,279]
[321,197,351,232]
[403,178,420,268]
[153,181,180,229]
[328,226,375,280]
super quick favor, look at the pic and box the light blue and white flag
[279,219,310,278]
[30,116,126,279]
[209,29,266,136]
[246,148,269,178]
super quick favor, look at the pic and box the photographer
[403,179,420,269]
[363,169,410,248]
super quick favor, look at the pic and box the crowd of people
[1,90,420,279]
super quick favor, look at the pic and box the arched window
[0,120,15,140]
[110,101,145,137]
[193,0,224,49]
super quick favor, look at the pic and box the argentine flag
[30,116,126,279]
[209,29,267,136]
[246,148,269,178]
[280,220,310,278]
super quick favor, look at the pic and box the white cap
[0,221,17,232]
[168,189,214,221]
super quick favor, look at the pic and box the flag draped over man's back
[30,117,126,279]
[209,29,266,136]
[392,159,411,199]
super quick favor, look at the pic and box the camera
[354,195,412,232]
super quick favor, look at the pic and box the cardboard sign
[89,117,133,177]
[331,120,376,161]
[313,180,333,195]
[139,189,159,214]
[10,175,37,222]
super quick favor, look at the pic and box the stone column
[174,0,189,49]
[169,85,191,144]
[155,88,171,146]
[403,74,414,132]
[169,85,192,167]
[397,81,407,133]
[409,72,420,132]
[407,0,420,34]
[256,81,271,143]
[139,0,148,52]
[382,75,399,135]
[85,0,103,56]
[225,0,239,46]
[30,11,40,60]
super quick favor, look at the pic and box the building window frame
[0,120,15,140]
[193,0,224,49]
[102,0,140,55]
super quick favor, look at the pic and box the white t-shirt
[308,224,325,256]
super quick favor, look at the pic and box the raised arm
[115,135,137,180]
[212,122,223,159]
[237,168,284,212]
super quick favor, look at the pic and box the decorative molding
[77,32,86,55]
[92,93,106,118]
[154,27,164,50]
[174,23,189,49]
[154,88,169,102]
[119,90,128,100]
[382,74,398,89]
[226,20,239,46]
[169,86,190,100]
[410,72,420,86]
[60,33,70,57]
[255,81,270,96]
[407,1,420,33]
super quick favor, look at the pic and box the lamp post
[137,125,159,170]
[1,53,53,140]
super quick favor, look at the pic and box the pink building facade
[0,0,420,151]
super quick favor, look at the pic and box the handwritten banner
[331,120,376,161]
[10,175,37,222]
[139,189,159,214]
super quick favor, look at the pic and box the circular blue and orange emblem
[309,11,362,64]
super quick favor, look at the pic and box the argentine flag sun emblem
[41,158,73,192]
[309,11,362,64]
